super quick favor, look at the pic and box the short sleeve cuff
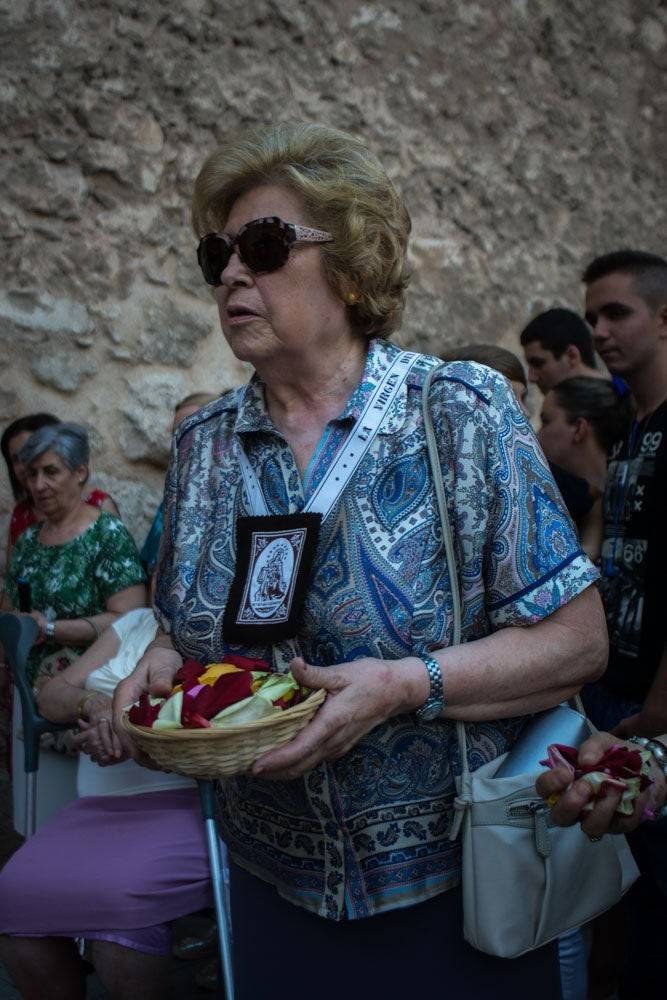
[488,552,599,628]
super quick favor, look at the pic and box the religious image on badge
[223,514,322,643]
[242,532,302,623]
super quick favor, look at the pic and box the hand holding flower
[112,641,183,754]
[536,732,667,838]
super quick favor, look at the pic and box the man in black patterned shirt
[582,249,667,1000]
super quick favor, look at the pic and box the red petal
[191,670,254,718]
[221,653,272,672]
[128,692,162,728]
[175,659,206,689]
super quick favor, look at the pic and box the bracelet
[81,617,100,641]
[628,736,667,819]
[76,691,97,721]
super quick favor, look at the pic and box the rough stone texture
[119,370,187,467]
[1,0,665,569]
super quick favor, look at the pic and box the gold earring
[345,290,358,305]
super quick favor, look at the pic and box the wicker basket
[122,687,326,779]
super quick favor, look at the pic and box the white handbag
[422,365,639,958]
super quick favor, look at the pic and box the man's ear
[572,416,589,444]
[656,302,667,340]
[565,344,582,369]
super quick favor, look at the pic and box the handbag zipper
[507,799,551,857]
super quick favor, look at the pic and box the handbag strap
[421,368,593,783]
[420,365,470,777]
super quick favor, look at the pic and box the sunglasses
[197,216,333,285]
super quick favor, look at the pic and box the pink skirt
[0,788,212,955]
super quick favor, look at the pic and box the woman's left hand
[72,716,127,766]
[251,655,427,780]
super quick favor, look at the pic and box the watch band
[45,620,56,639]
[415,654,444,721]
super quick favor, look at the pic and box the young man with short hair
[583,250,667,737]
[520,307,603,394]
[582,249,667,1000]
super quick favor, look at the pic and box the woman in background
[0,608,211,1000]
[2,423,146,689]
[538,377,633,562]
[2,413,119,566]
[439,343,530,414]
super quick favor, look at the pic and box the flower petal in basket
[211,695,280,726]
[121,687,327,780]
[152,690,184,731]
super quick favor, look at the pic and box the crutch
[0,612,70,838]
[198,778,235,1000]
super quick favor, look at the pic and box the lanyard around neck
[235,350,425,521]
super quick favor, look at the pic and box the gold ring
[587,834,603,844]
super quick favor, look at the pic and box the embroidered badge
[223,514,321,643]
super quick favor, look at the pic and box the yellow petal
[198,663,243,686]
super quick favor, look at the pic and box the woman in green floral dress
[2,423,147,686]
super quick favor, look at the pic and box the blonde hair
[192,122,411,338]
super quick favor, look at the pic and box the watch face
[418,701,443,722]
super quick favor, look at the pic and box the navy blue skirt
[230,863,562,999]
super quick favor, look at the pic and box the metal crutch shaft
[198,779,235,1000]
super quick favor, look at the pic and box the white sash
[232,348,430,669]
[236,350,423,520]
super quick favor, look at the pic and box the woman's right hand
[112,643,183,755]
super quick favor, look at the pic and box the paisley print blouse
[155,339,597,920]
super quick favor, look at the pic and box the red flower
[128,693,162,727]
[180,670,254,727]
[541,743,652,801]
[222,654,272,673]
[274,688,305,711]
[175,659,206,692]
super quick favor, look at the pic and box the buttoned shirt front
[155,338,597,920]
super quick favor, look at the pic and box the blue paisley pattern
[155,339,597,920]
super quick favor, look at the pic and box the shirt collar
[339,339,409,435]
[234,339,409,437]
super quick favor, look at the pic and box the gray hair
[18,422,90,475]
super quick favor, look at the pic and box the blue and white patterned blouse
[155,338,597,920]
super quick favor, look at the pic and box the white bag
[449,724,639,957]
[422,366,639,958]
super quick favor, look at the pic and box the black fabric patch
[223,513,322,643]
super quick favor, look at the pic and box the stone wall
[1,0,665,568]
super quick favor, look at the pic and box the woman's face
[213,184,350,369]
[25,450,86,517]
[537,392,576,468]
[7,430,32,489]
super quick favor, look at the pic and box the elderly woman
[2,422,146,687]
[1,413,119,565]
[115,123,606,999]
[0,608,212,1000]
